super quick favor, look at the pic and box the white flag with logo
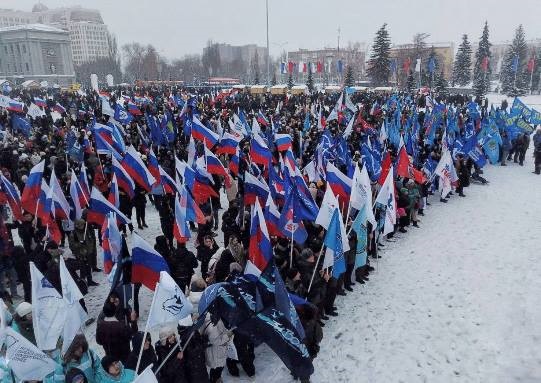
[350,164,377,229]
[27,103,46,119]
[375,165,396,235]
[315,186,339,230]
[134,365,159,383]
[30,262,66,350]
[5,327,57,381]
[147,271,193,330]
[60,258,88,354]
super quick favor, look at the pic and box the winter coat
[303,319,323,358]
[502,135,512,151]
[95,362,135,383]
[167,247,198,288]
[68,227,97,262]
[95,317,137,363]
[296,258,325,306]
[12,315,36,345]
[196,244,218,279]
[125,332,157,374]
[201,315,232,369]
[155,340,188,383]
[533,131,541,147]
[61,349,101,383]
[179,328,210,383]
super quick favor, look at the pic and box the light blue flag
[323,209,346,278]
[351,204,368,268]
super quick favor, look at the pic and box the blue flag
[11,115,31,137]
[324,209,346,278]
[511,55,519,73]
[114,104,133,125]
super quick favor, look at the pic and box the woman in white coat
[201,313,232,383]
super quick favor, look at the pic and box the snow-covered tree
[344,65,355,87]
[473,22,492,98]
[451,34,472,86]
[434,70,449,96]
[367,24,391,86]
[501,25,529,96]
[287,71,294,89]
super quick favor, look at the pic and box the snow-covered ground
[12,94,541,382]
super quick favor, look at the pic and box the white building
[0,24,75,86]
[0,3,110,66]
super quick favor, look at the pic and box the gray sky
[4,0,541,60]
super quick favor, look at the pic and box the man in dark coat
[96,301,138,363]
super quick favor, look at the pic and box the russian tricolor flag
[53,103,66,114]
[326,162,352,202]
[158,165,178,194]
[257,110,270,127]
[69,172,87,220]
[21,160,45,214]
[112,156,135,199]
[247,199,273,274]
[191,116,219,149]
[216,132,240,155]
[229,147,240,176]
[250,134,271,166]
[274,133,292,152]
[127,101,142,116]
[7,100,24,113]
[173,192,191,244]
[49,170,71,220]
[264,196,283,238]
[244,172,270,205]
[147,149,161,184]
[34,97,47,108]
[121,145,157,192]
[107,174,120,208]
[180,184,205,224]
[88,187,131,226]
[78,165,91,203]
[36,180,53,224]
[131,232,170,290]
[204,146,228,177]
[0,174,23,220]
[101,212,122,274]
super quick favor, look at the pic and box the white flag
[27,103,46,119]
[147,271,193,330]
[30,262,66,351]
[375,165,396,235]
[187,136,196,166]
[60,258,88,354]
[344,91,357,113]
[415,58,421,72]
[434,150,455,197]
[315,186,339,230]
[251,117,261,137]
[101,96,114,116]
[5,327,57,381]
[134,365,159,383]
[342,112,355,139]
[350,164,377,229]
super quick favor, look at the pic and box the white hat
[16,302,32,317]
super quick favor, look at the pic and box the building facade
[286,46,366,85]
[0,4,110,66]
[0,24,75,86]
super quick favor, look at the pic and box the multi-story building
[0,24,75,86]
[286,45,366,85]
[0,4,110,66]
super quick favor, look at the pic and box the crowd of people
[0,82,539,383]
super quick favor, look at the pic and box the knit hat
[190,277,207,292]
[300,248,314,260]
[15,302,32,317]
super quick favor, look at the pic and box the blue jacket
[52,349,101,383]
[502,135,512,151]
[96,363,135,383]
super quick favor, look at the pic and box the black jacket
[125,332,157,374]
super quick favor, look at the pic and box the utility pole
[266,0,270,86]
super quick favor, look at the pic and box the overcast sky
[4,0,541,60]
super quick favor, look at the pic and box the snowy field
[12,93,541,382]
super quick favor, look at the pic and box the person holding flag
[68,219,100,286]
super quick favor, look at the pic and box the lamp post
[266,0,270,85]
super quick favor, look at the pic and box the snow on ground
[11,94,541,382]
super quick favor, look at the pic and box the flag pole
[134,281,159,375]
[154,327,197,375]
[307,241,326,294]
[289,226,294,267]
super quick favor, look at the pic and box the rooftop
[0,23,67,33]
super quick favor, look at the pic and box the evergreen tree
[306,64,314,93]
[434,70,449,96]
[367,24,391,86]
[451,34,472,86]
[472,22,492,99]
[406,70,415,92]
[287,71,294,89]
[500,25,529,96]
[271,71,277,86]
[344,65,355,87]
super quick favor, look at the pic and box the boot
[412,221,419,228]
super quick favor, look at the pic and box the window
[25,63,29,72]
